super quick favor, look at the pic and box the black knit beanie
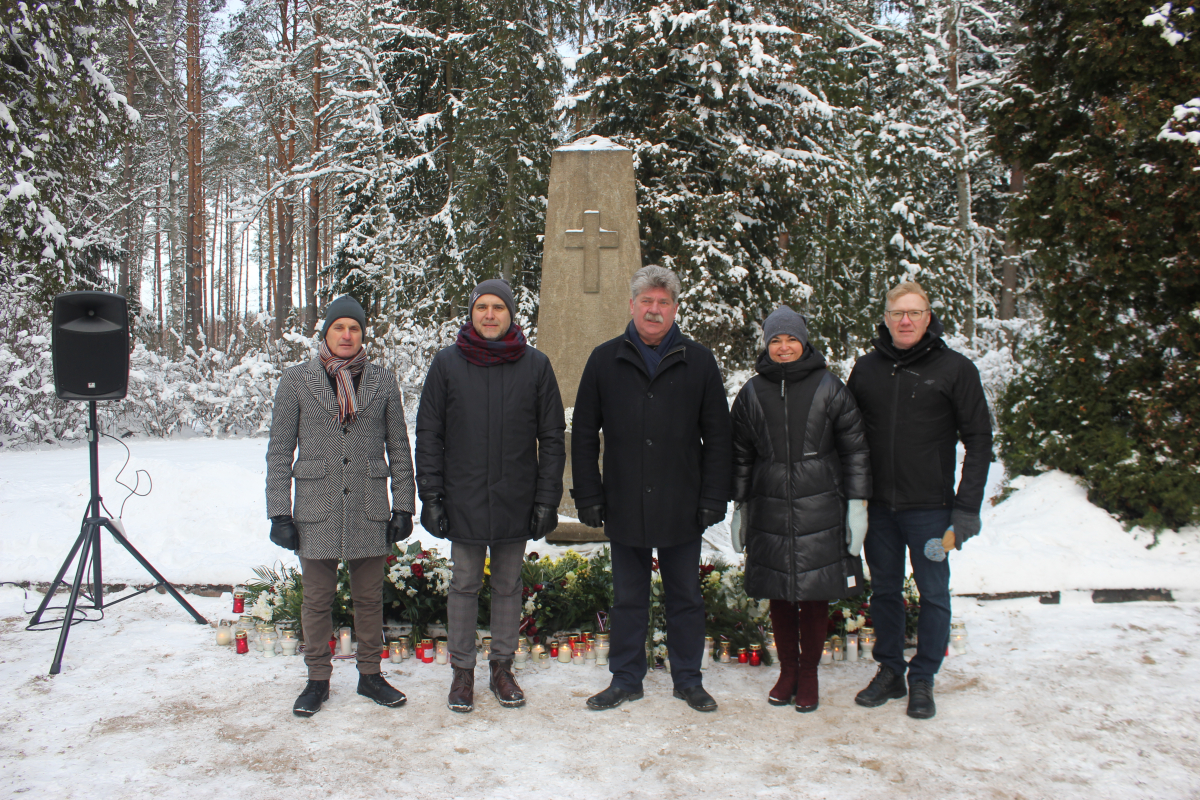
[469,279,517,320]
[320,295,368,342]
[762,305,809,347]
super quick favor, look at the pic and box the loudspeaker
[52,291,130,401]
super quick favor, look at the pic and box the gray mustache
[643,312,665,323]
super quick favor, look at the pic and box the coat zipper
[781,378,793,599]
[890,362,901,508]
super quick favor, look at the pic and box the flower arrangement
[245,564,306,625]
[240,548,921,647]
[381,541,452,637]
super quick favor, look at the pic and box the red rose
[527,552,539,561]
[412,563,425,579]
[534,583,545,592]
[420,551,430,559]
[386,555,397,565]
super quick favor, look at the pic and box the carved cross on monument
[564,210,618,293]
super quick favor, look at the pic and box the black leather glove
[529,503,558,539]
[420,496,450,538]
[387,511,413,544]
[696,507,725,531]
[578,504,605,529]
[269,515,299,551]
[949,509,982,549]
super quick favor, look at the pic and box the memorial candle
[235,630,249,654]
[338,627,354,656]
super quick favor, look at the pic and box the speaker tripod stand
[29,401,208,674]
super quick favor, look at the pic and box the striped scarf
[318,340,368,424]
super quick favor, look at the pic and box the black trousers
[608,538,705,692]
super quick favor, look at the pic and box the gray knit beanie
[762,305,809,347]
[469,279,517,320]
[320,295,368,341]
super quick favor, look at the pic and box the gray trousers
[300,555,385,680]
[448,541,526,668]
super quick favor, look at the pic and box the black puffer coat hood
[731,346,871,602]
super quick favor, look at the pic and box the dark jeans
[863,506,952,686]
[608,538,705,692]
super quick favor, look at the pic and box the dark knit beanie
[762,305,809,347]
[469,279,517,320]
[320,295,368,341]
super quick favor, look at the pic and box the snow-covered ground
[2,437,1200,797]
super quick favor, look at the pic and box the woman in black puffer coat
[731,306,871,712]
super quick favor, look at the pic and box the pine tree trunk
[999,164,1024,321]
[946,0,975,342]
[122,9,137,301]
[185,0,204,350]
[307,9,323,333]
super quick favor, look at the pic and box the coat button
[342,427,348,434]
[645,486,653,493]
[646,391,654,399]
[343,487,351,495]
[645,439,653,446]
[343,457,350,465]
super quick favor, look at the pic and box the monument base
[546,521,609,545]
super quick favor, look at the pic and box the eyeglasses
[884,309,930,321]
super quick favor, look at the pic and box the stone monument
[537,136,642,543]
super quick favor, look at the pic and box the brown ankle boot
[448,666,474,713]
[795,600,826,712]
[489,660,525,708]
[768,600,800,705]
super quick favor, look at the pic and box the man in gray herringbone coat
[266,295,416,717]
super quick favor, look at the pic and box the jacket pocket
[366,458,391,522]
[293,460,330,522]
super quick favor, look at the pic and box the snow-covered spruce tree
[570,0,847,365]
[848,0,1018,342]
[991,0,1200,528]
[333,0,566,345]
[0,0,138,305]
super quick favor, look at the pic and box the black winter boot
[907,680,936,719]
[357,672,407,707]
[855,664,907,708]
[293,679,330,717]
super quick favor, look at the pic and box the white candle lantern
[859,628,875,659]
[435,639,448,665]
[821,639,832,665]
[261,633,277,658]
[338,627,354,656]
[845,633,858,662]
[950,621,968,655]
[280,633,299,656]
[214,619,234,646]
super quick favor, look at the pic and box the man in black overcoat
[573,266,732,712]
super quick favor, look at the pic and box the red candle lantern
[328,636,337,656]
[235,630,249,654]
[232,589,246,614]
[749,644,762,667]
[737,647,748,664]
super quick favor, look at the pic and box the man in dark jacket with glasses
[846,281,992,720]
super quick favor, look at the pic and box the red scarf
[455,321,527,366]
[318,340,368,423]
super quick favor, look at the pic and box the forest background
[0,0,1196,528]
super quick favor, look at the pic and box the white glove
[846,499,868,556]
[730,503,747,553]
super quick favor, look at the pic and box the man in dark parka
[573,266,732,712]
[846,280,993,720]
[416,279,566,713]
